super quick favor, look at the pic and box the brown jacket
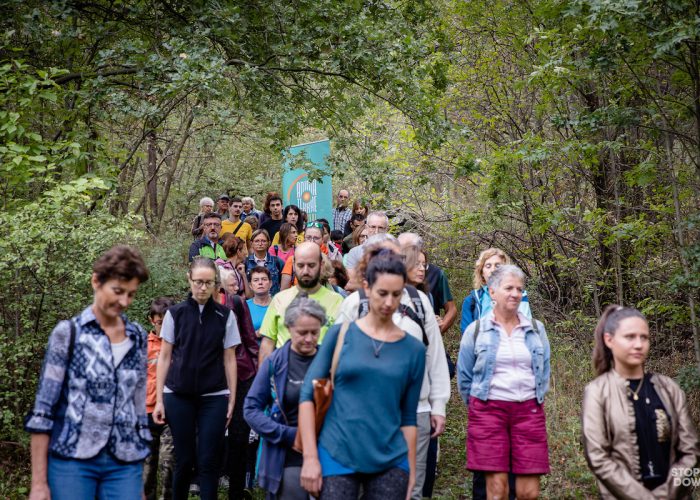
[582,370,699,499]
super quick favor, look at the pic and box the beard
[298,272,321,289]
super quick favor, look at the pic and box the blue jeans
[47,448,143,500]
[164,392,228,500]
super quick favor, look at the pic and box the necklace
[371,338,385,357]
[628,375,644,401]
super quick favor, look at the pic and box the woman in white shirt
[457,265,551,500]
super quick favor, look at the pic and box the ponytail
[592,304,647,376]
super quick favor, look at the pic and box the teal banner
[282,139,332,223]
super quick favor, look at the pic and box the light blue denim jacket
[457,313,550,405]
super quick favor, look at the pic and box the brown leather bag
[293,322,349,453]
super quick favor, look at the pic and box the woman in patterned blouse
[25,246,151,500]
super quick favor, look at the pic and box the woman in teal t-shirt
[298,254,426,500]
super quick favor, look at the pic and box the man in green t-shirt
[258,242,344,363]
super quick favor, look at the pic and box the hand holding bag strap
[330,322,350,386]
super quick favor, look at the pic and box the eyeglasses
[191,279,216,288]
[203,222,221,227]
[306,221,324,229]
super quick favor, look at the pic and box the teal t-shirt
[246,299,269,332]
[300,322,425,474]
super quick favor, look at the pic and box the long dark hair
[284,204,304,232]
[592,304,647,376]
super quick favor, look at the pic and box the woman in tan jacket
[582,305,699,499]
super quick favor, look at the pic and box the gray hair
[365,232,397,247]
[218,267,235,286]
[367,211,389,226]
[199,196,214,207]
[397,232,423,249]
[241,196,256,208]
[284,295,328,328]
[487,264,526,290]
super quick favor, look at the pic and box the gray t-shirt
[344,243,365,270]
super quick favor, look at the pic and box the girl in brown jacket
[582,305,699,499]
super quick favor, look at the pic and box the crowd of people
[24,188,700,500]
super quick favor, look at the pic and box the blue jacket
[457,314,550,405]
[243,341,300,494]
[460,287,531,334]
[245,253,284,296]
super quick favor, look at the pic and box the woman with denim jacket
[460,248,532,335]
[244,296,326,499]
[246,229,285,296]
[582,305,700,499]
[25,246,151,500]
[457,265,551,500]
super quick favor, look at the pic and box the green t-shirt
[260,285,344,347]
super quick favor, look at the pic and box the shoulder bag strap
[357,288,370,318]
[473,319,480,343]
[330,322,350,386]
[234,221,244,235]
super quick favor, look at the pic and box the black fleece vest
[166,295,229,395]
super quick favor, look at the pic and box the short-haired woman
[460,247,532,334]
[153,257,241,500]
[26,246,150,499]
[245,229,285,297]
[457,265,550,500]
[582,305,699,498]
[247,266,273,336]
[244,296,327,499]
[299,254,426,499]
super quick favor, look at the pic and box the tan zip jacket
[582,370,699,499]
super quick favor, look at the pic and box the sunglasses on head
[306,221,324,229]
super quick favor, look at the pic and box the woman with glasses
[401,244,432,307]
[245,229,285,297]
[153,257,241,500]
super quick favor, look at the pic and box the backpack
[357,284,429,347]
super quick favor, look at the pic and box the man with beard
[187,212,227,262]
[258,242,343,363]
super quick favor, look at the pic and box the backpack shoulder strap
[404,285,425,321]
[357,288,370,319]
[401,286,428,347]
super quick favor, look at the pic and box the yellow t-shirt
[260,285,344,347]
[220,220,253,241]
[271,231,305,246]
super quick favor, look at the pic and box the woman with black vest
[153,257,241,500]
